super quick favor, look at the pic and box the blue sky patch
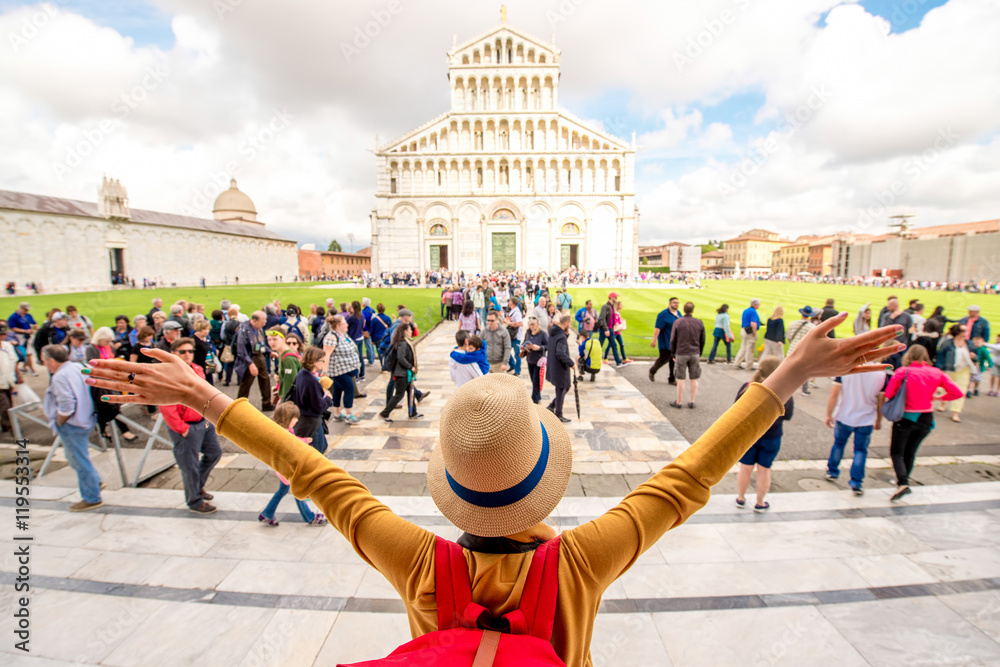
[0,0,175,48]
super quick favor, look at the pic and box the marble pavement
[4,324,1000,665]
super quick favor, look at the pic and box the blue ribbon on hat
[445,424,550,509]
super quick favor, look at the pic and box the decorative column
[582,217,592,272]
[549,217,557,273]
[452,216,460,273]
[416,217,426,278]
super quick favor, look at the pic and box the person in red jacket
[161,337,222,514]
[884,345,964,502]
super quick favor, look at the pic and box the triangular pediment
[448,25,560,66]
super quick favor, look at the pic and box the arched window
[429,223,448,236]
[561,222,580,236]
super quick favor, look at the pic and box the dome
[213,179,258,223]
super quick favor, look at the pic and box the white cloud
[0,0,998,250]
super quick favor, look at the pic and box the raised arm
[79,350,435,592]
[561,313,905,589]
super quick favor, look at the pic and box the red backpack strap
[435,536,472,631]
[504,536,561,641]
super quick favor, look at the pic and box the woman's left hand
[763,312,905,403]
[81,348,217,410]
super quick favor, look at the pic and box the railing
[7,400,175,487]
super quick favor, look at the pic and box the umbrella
[572,369,581,420]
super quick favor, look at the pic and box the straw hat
[428,374,572,538]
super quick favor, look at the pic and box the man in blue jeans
[42,345,102,511]
[824,369,887,495]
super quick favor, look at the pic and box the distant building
[722,229,791,276]
[701,249,725,271]
[0,177,297,292]
[370,16,639,275]
[830,219,1000,282]
[638,242,701,272]
[771,235,836,276]
[298,245,372,280]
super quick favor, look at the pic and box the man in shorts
[669,302,705,409]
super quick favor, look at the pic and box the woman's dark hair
[170,337,195,352]
[315,306,326,318]
[136,326,155,340]
[391,321,412,345]
[717,304,729,314]
[301,347,326,370]
[211,309,224,321]
[948,324,964,338]
[932,306,945,317]
[340,302,347,313]
[462,300,475,317]
[115,314,129,323]
[286,304,301,317]
[351,301,362,318]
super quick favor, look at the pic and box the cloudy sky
[1,0,998,248]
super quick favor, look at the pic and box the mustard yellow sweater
[216,382,784,667]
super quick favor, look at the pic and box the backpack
[339,536,565,667]
[382,341,398,374]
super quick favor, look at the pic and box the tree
[328,239,343,252]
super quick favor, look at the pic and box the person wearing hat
[788,306,817,395]
[7,302,37,376]
[33,310,69,364]
[960,305,989,342]
[82,311,906,666]
[0,320,23,433]
[155,320,184,353]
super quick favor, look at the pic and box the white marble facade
[371,21,639,276]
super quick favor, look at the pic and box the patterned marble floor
[3,480,1000,666]
[304,322,689,466]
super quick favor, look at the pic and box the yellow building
[772,241,811,275]
[701,249,724,271]
[722,229,790,275]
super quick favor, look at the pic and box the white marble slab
[82,513,238,558]
[654,605,869,666]
[591,612,671,666]
[216,560,366,598]
[29,590,161,664]
[143,555,240,590]
[907,547,1000,582]
[820,596,1000,666]
[655,523,743,564]
[103,598,275,667]
[70,551,169,586]
[313,611,412,664]
[939,591,1000,645]
[202,520,323,562]
[237,608,339,667]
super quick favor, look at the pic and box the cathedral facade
[370,20,639,276]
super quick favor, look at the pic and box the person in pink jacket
[884,345,964,502]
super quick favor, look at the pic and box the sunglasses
[176,349,195,355]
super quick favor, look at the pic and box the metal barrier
[109,413,175,487]
[7,400,175,488]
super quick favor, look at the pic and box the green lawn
[561,282,1000,357]
[3,281,996,356]
[0,284,446,335]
